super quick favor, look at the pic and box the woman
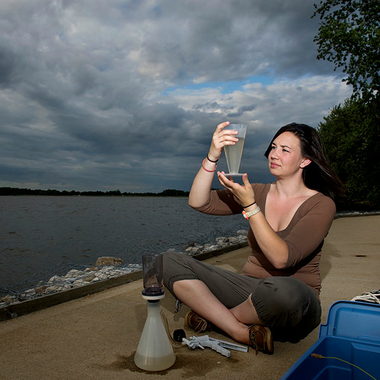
[163,121,343,354]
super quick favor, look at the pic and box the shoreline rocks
[0,230,248,308]
[183,230,248,255]
[0,264,141,307]
[95,256,123,266]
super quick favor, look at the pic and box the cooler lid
[319,300,380,340]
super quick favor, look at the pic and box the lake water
[0,196,246,296]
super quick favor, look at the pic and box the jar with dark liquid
[142,254,164,298]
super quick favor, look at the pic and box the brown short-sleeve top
[191,183,336,297]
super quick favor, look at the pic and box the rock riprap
[0,230,248,307]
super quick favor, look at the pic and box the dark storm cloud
[132,0,336,83]
[0,0,350,192]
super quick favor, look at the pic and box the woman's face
[268,132,310,177]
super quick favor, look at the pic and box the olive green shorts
[163,251,321,342]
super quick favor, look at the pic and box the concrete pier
[0,215,379,379]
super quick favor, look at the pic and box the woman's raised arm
[189,121,238,208]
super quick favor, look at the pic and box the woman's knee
[162,252,199,294]
[251,277,317,328]
[172,278,196,293]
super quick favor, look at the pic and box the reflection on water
[0,196,246,294]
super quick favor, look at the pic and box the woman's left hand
[217,172,255,208]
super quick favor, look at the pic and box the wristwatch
[242,206,261,220]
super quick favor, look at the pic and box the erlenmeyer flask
[134,253,175,371]
[134,300,176,371]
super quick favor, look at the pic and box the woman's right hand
[208,121,239,162]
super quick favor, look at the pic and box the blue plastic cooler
[282,300,380,379]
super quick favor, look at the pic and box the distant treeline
[0,187,190,197]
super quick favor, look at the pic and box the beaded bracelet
[202,158,217,173]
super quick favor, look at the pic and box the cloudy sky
[0,0,352,193]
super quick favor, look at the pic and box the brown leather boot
[249,324,274,355]
[185,311,213,332]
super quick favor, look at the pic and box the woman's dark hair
[264,122,344,200]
